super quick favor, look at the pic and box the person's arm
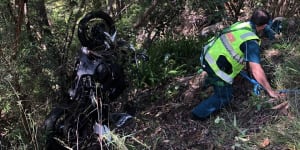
[241,40,280,98]
[248,62,280,98]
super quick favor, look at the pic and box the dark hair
[250,9,270,26]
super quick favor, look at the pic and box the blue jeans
[192,60,233,118]
[192,84,233,118]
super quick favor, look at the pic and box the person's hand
[268,90,286,99]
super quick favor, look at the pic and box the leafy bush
[134,37,207,87]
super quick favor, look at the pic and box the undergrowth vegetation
[135,37,207,87]
[210,37,300,149]
[2,20,300,150]
[128,24,300,149]
[1,0,300,149]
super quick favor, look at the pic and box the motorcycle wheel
[44,104,110,150]
[44,106,70,150]
[78,10,116,50]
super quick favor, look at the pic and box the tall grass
[204,31,300,149]
[242,37,300,149]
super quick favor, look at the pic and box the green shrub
[134,37,207,87]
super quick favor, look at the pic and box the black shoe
[190,113,208,121]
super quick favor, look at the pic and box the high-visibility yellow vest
[203,22,260,84]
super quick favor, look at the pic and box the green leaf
[168,70,178,75]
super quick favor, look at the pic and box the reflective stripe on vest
[204,51,234,84]
[203,22,260,84]
[219,32,257,64]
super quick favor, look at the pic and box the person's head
[250,9,271,32]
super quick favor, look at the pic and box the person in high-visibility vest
[191,9,282,120]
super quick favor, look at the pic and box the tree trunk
[14,0,27,59]
[134,0,158,29]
